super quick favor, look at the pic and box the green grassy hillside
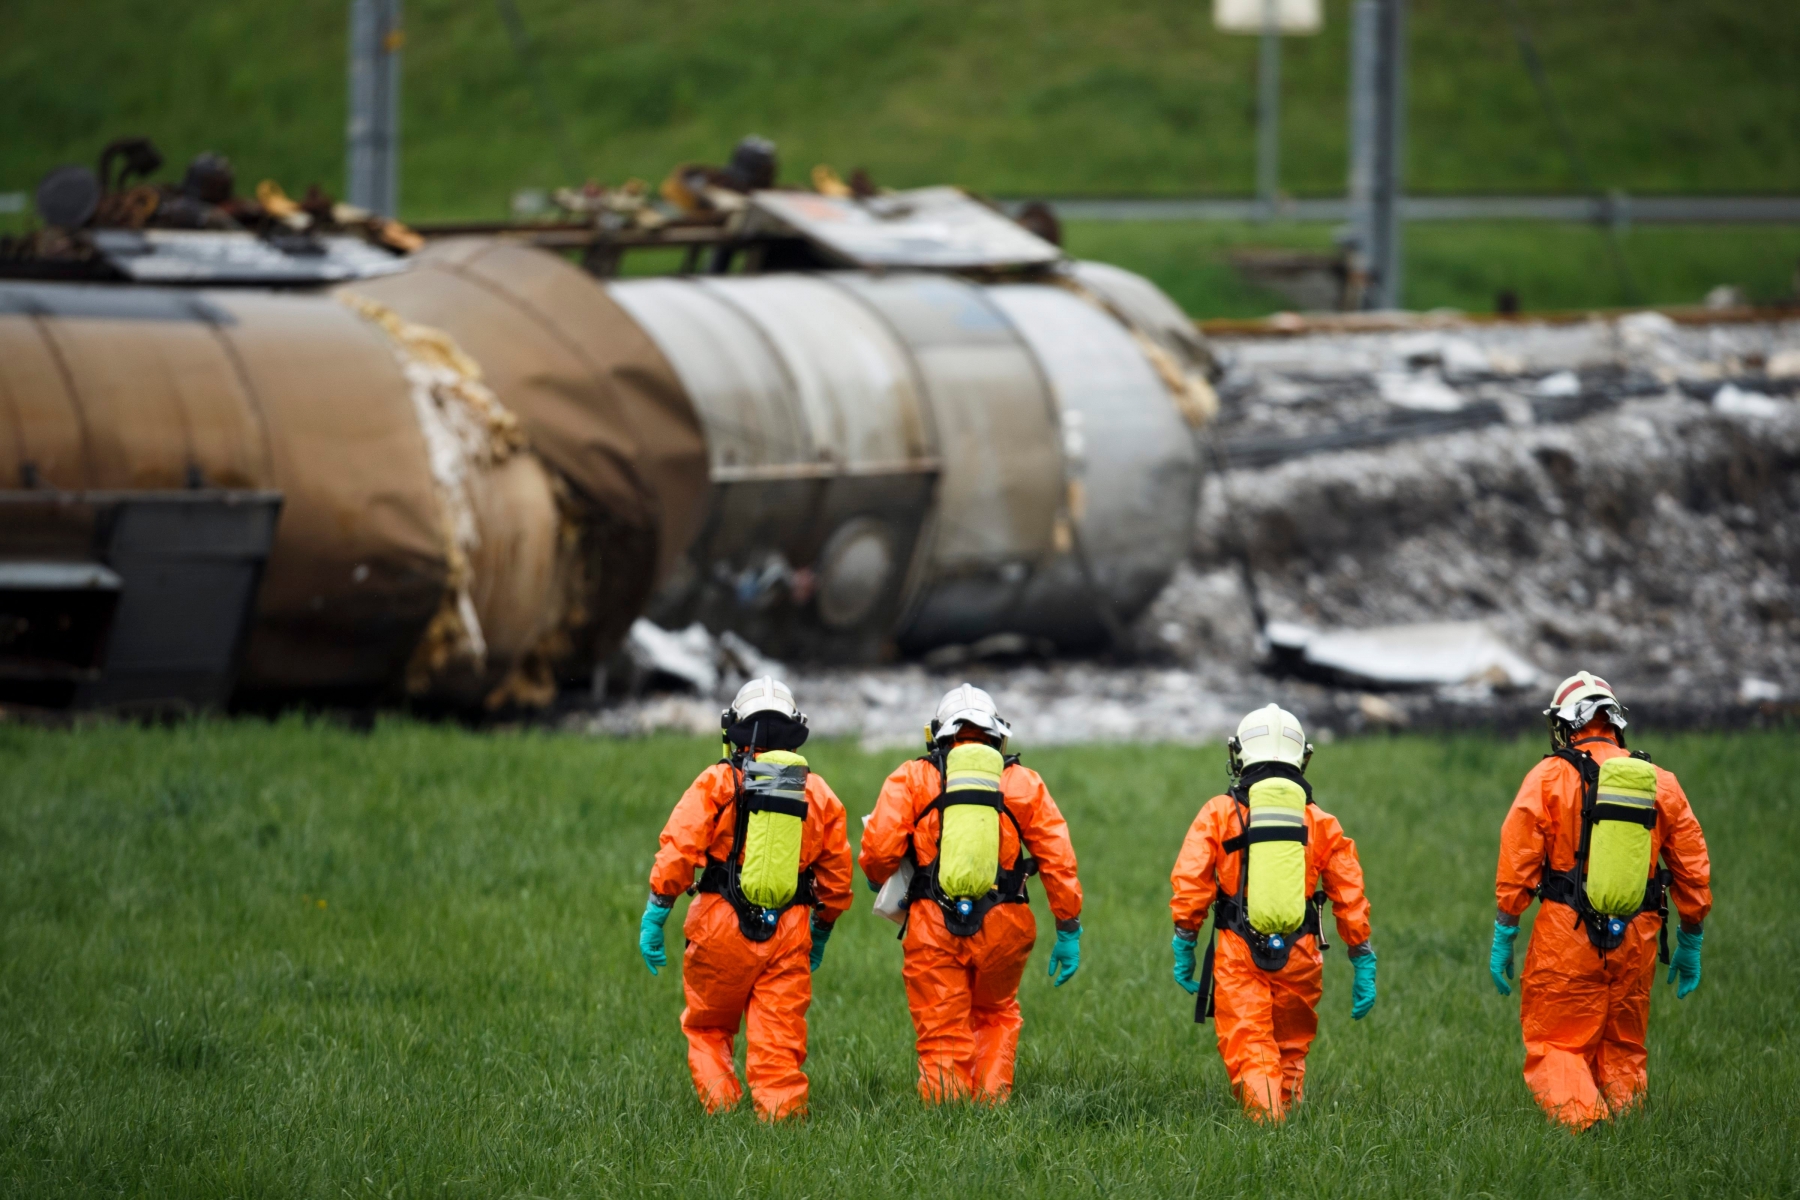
[4,0,1798,222]
[1,719,1795,1196]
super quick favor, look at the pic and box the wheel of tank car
[814,518,896,630]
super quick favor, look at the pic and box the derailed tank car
[2,173,1215,708]
[1,242,707,709]
[612,267,1212,659]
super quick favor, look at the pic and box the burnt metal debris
[2,137,420,286]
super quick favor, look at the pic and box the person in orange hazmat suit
[1489,671,1710,1131]
[640,677,854,1120]
[1169,703,1376,1123]
[859,683,1084,1104]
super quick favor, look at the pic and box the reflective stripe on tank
[1595,775,1656,817]
[1248,809,1305,831]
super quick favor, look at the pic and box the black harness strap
[1222,825,1309,853]
[1195,931,1217,1023]
[744,794,810,820]
[1592,802,1656,829]
[922,789,1006,820]
[697,861,817,903]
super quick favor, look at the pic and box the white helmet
[729,676,801,723]
[1544,670,1626,747]
[932,683,1012,744]
[1229,703,1311,774]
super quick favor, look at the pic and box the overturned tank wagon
[612,266,1215,659]
[0,270,706,709]
[576,188,1220,662]
[2,155,1217,707]
[338,238,712,664]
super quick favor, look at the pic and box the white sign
[1213,0,1322,34]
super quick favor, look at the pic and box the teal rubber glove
[1048,927,1081,986]
[809,915,834,972]
[639,895,672,975]
[1489,920,1519,996]
[1172,931,1200,995]
[1668,927,1703,998]
[1350,946,1378,1019]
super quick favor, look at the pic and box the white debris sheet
[1266,621,1542,689]
[624,618,786,697]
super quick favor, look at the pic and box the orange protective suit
[859,756,1083,1103]
[1170,796,1372,1122]
[1495,731,1711,1130]
[650,760,854,1120]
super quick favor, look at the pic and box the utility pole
[347,0,403,216]
[1256,0,1281,218]
[1218,1,1319,219]
[1344,0,1405,309]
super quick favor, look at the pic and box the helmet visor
[937,708,1012,742]
[1554,695,1627,731]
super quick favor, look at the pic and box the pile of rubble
[577,642,1254,749]
[575,308,1800,746]
[1152,309,1800,720]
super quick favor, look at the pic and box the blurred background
[5,0,1798,312]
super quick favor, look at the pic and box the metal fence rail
[1015,194,1800,224]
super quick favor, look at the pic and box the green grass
[1065,219,1800,316]
[1,719,1794,1197]
[3,1,1798,221]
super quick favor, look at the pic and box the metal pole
[1343,0,1378,307]
[1346,0,1405,310]
[1256,0,1281,219]
[347,0,403,216]
[1368,0,1406,309]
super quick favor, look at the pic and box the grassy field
[1,718,1794,1197]
[4,0,1798,219]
